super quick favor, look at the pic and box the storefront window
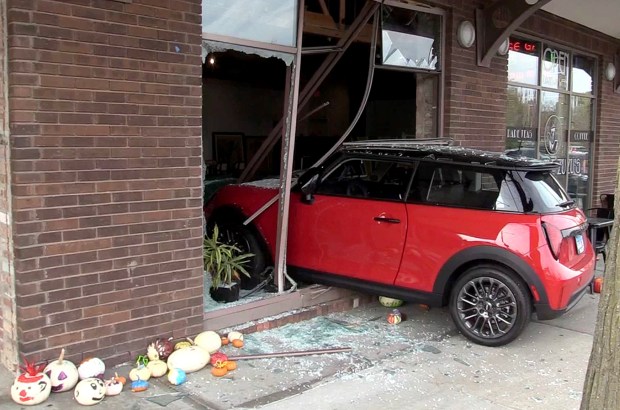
[380,6,441,70]
[203,0,298,47]
[541,44,570,91]
[508,38,539,85]
[506,86,538,157]
[539,92,569,181]
[569,97,593,208]
[572,55,595,94]
[506,36,596,208]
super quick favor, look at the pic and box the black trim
[534,279,590,320]
[288,266,443,306]
[432,246,550,305]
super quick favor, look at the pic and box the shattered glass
[202,40,293,65]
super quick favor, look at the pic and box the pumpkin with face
[44,348,79,393]
[11,357,52,406]
[74,378,106,406]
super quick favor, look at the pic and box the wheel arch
[433,246,545,307]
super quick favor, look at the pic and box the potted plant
[204,224,253,303]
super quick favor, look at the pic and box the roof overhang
[542,0,620,40]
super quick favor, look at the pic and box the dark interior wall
[7,0,204,367]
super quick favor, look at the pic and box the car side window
[316,159,413,201]
[409,162,517,211]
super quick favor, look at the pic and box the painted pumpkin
[44,348,79,393]
[131,379,149,393]
[77,357,105,380]
[11,357,52,406]
[153,338,174,361]
[166,346,210,373]
[104,373,125,396]
[174,338,193,351]
[209,352,228,366]
[167,368,186,385]
[74,377,106,406]
[194,331,222,354]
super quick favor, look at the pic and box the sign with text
[570,130,591,142]
[506,127,537,141]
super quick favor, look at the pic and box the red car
[205,140,596,346]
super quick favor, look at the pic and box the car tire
[449,265,531,347]
[213,220,268,290]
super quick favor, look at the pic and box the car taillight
[542,222,563,260]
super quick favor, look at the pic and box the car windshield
[522,171,575,212]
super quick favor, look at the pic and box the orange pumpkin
[211,366,228,377]
[232,339,244,348]
[225,361,237,371]
[221,337,229,345]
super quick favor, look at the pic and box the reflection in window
[203,0,297,47]
[380,6,441,70]
[568,96,592,208]
[508,38,539,85]
[505,86,538,158]
[572,55,594,94]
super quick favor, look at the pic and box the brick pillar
[6,0,204,367]
[0,0,18,371]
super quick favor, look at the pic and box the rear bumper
[534,279,591,320]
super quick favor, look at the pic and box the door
[287,158,413,285]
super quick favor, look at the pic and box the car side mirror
[299,168,320,205]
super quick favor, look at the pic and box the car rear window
[408,162,522,212]
[519,171,575,213]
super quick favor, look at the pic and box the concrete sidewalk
[0,288,600,410]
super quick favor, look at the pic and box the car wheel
[214,220,268,290]
[449,265,531,347]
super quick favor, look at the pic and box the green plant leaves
[204,224,254,289]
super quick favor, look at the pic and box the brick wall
[1,0,18,370]
[7,0,204,367]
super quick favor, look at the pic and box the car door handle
[374,216,401,224]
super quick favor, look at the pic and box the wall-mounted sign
[543,114,561,155]
[542,46,569,89]
[506,127,537,140]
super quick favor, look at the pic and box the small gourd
[209,352,228,366]
[147,337,174,361]
[221,337,229,345]
[129,365,151,382]
[211,360,228,377]
[174,338,194,351]
[146,359,168,378]
[225,361,237,371]
[166,345,210,373]
[44,348,79,393]
[227,331,243,342]
[131,378,149,393]
[232,339,244,348]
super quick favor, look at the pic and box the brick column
[7,0,204,367]
[0,0,18,371]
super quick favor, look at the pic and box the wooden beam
[304,10,372,43]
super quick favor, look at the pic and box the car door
[287,158,413,285]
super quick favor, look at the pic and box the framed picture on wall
[213,132,245,168]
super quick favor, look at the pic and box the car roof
[340,139,560,171]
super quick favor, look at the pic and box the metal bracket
[476,0,551,67]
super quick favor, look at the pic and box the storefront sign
[543,115,561,155]
[509,40,537,55]
[542,47,569,89]
[570,130,591,142]
[506,127,537,140]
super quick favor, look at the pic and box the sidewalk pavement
[0,260,605,409]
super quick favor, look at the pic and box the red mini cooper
[204,140,596,346]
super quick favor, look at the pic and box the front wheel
[449,265,531,347]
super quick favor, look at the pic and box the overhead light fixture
[209,57,215,65]
[497,38,510,56]
[457,20,476,49]
[525,0,539,4]
[605,62,616,81]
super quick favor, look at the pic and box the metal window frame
[506,32,599,209]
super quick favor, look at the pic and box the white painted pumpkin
[44,349,79,393]
[74,378,106,406]
[77,358,105,380]
[146,359,168,378]
[227,331,244,342]
[166,346,210,373]
[104,379,123,396]
[11,358,52,406]
[194,331,222,354]
[167,368,186,385]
